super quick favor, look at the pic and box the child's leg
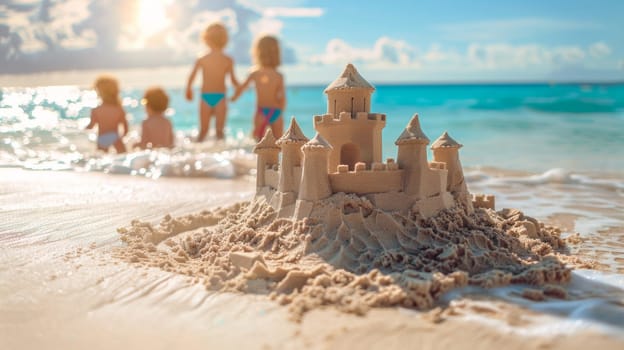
[198,100,212,142]
[270,117,284,140]
[253,112,264,140]
[113,139,127,154]
[214,100,227,140]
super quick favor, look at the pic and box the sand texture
[118,193,575,320]
[3,169,623,350]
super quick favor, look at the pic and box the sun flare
[137,0,171,37]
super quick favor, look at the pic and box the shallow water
[1,83,623,176]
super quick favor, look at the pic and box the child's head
[142,87,169,114]
[202,22,228,49]
[252,35,281,68]
[94,75,120,105]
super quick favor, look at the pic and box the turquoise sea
[0,83,623,176]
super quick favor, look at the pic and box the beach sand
[1,168,623,349]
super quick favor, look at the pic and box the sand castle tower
[299,133,333,201]
[431,131,473,212]
[395,114,431,198]
[315,64,385,172]
[253,129,280,189]
[431,132,466,194]
[276,118,309,196]
[325,63,375,115]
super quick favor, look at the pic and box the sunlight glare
[137,0,171,37]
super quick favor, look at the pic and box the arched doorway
[340,143,360,171]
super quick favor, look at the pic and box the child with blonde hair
[86,75,128,153]
[134,87,174,149]
[186,22,239,141]
[231,35,285,140]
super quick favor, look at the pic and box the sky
[1,0,623,86]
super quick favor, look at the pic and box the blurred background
[0,0,623,178]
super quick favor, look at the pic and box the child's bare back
[135,87,174,149]
[86,75,128,153]
[90,104,126,134]
[195,51,233,93]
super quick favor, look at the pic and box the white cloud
[249,16,284,35]
[436,17,600,42]
[589,42,611,58]
[310,37,416,67]
[310,36,616,79]
[263,7,324,17]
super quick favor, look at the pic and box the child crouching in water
[86,75,128,153]
[134,87,174,149]
[231,35,285,140]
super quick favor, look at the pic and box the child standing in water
[134,87,174,150]
[231,35,285,140]
[86,75,128,153]
[185,22,239,142]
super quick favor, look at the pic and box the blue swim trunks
[201,92,225,107]
[97,131,119,148]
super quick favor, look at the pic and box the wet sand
[1,168,623,349]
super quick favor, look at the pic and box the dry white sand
[1,168,623,349]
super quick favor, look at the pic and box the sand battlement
[335,158,398,173]
[472,194,495,210]
[428,161,447,170]
[314,112,386,125]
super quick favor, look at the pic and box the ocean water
[1,83,623,176]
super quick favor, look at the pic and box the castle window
[334,99,336,114]
[351,97,354,117]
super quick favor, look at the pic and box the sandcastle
[254,64,494,218]
[119,64,573,320]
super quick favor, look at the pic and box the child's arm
[134,122,148,149]
[228,58,240,89]
[85,110,97,130]
[230,72,254,102]
[120,112,129,137]
[185,60,200,101]
[168,123,175,149]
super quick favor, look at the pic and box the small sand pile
[117,194,573,320]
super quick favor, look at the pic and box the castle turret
[276,117,309,194]
[299,133,333,201]
[395,114,430,197]
[253,129,280,189]
[316,64,385,172]
[324,63,375,116]
[431,131,467,194]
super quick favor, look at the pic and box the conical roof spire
[276,117,309,145]
[324,63,375,93]
[302,132,333,151]
[431,131,462,149]
[395,114,430,145]
[253,128,280,152]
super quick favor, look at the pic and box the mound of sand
[117,193,575,320]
